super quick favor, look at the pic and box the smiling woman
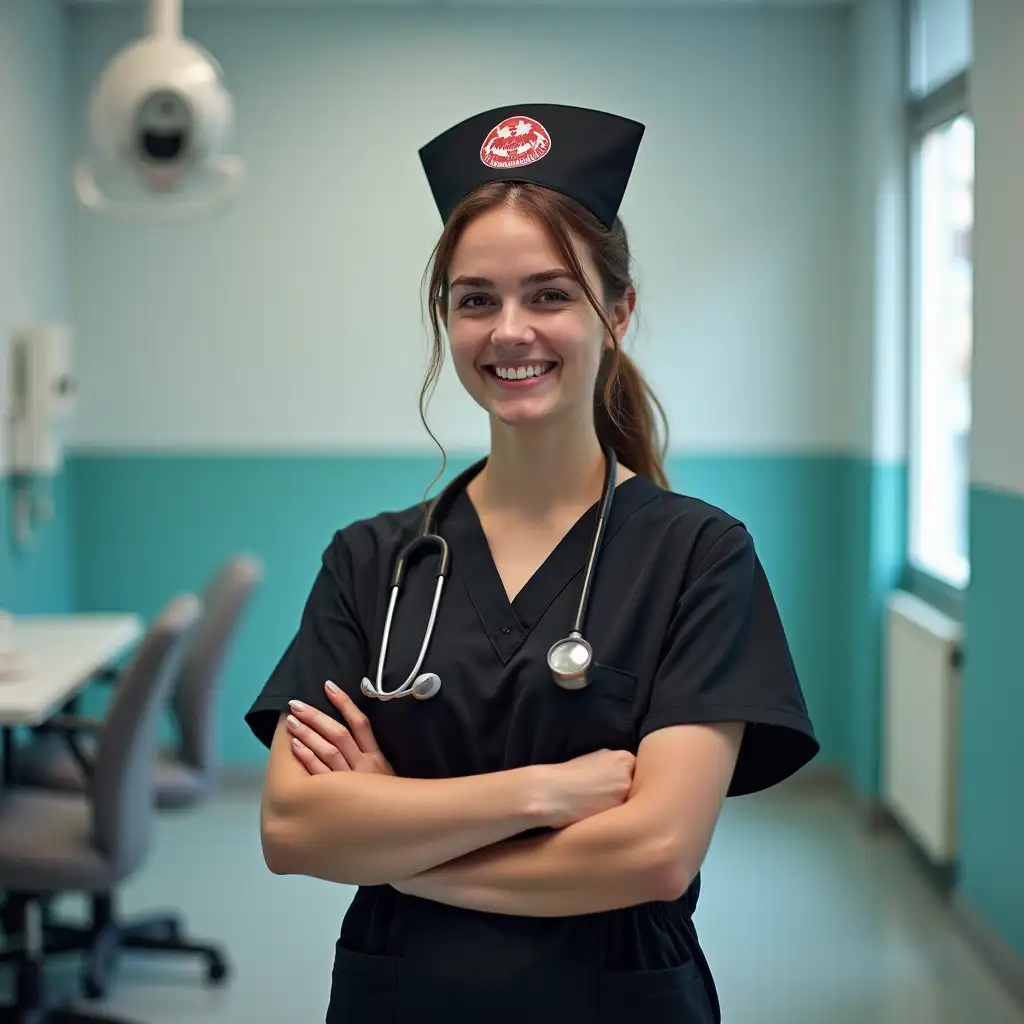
[422,179,668,491]
[246,103,819,1024]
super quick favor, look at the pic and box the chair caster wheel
[208,952,228,983]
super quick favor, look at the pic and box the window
[908,0,972,97]
[908,114,973,587]
[905,0,972,591]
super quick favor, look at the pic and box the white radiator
[881,590,964,865]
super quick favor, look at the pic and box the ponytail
[595,348,669,489]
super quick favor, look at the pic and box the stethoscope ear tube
[548,447,616,690]
[571,447,616,637]
[391,534,450,589]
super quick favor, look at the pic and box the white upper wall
[848,0,904,464]
[0,0,69,477]
[68,6,855,455]
[971,1,1024,496]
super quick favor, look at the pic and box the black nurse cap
[418,103,645,230]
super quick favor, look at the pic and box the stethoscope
[360,447,618,701]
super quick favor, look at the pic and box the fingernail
[291,737,302,750]
[288,700,307,712]
[287,714,300,729]
[325,680,340,694]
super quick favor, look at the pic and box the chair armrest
[36,714,104,736]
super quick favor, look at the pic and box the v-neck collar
[440,473,663,664]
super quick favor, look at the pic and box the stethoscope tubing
[571,445,616,636]
[363,448,616,700]
[372,536,449,700]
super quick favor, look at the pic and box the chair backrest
[90,594,202,874]
[171,554,263,773]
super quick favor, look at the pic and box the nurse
[245,104,819,1024]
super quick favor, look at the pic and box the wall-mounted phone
[6,325,77,549]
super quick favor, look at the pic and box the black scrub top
[245,470,819,1024]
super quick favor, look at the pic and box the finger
[287,700,359,760]
[325,681,381,755]
[286,714,351,772]
[330,723,367,768]
[290,737,334,775]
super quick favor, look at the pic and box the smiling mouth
[487,362,557,381]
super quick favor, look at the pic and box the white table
[0,614,143,727]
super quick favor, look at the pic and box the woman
[245,104,818,1024]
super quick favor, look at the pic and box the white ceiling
[68,0,852,10]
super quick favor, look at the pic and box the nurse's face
[445,206,631,429]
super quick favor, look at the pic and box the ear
[604,287,636,348]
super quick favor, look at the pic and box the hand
[286,680,396,777]
[541,748,636,830]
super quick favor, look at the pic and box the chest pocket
[511,662,640,767]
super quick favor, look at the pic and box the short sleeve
[244,532,370,750]
[638,523,820,797]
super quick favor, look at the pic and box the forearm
[394,799,678,917]
[262,766,550,886]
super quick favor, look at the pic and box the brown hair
[420,181,669,489]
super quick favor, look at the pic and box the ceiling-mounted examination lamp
[73,0,245,221]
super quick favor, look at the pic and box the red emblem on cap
[480,116,552,169]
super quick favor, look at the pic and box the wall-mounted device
[74,0,244,221]
[6,325,77,549]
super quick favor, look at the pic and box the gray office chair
[10,554,261,996]
[0,594,204,1023]
[17,553,264,809]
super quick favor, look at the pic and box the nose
[491,300,535,348]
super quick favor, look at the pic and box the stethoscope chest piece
[361,672,441,701]
[411,672,441,699]
[547,631,593,691]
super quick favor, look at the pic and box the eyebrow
[449,269,575,290]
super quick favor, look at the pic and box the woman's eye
[536,289,570,303]
[456,294,492,310]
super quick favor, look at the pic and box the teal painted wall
[958,485,1024,958]
[64,451,853,768]
[0,472,74,616]
[844,460,907,800]
[0,478,10,612]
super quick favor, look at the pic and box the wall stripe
[957,484,1024,958]
[64,451,853,767]
[0,473,74,616]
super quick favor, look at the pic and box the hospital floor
[10,774,1024,1024]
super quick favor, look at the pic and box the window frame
[900,1,971,610]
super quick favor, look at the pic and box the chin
[489,406,551,429]
[486,394,569,430]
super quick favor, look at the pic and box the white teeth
[494,363,552,380]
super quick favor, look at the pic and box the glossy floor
[12,776,1024,1023]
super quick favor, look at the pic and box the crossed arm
[261,684,745,918]
[390,721,744,917]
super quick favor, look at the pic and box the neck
[475,415,608,521]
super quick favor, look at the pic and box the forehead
[449,207,562,275]
[446,206,602,290]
